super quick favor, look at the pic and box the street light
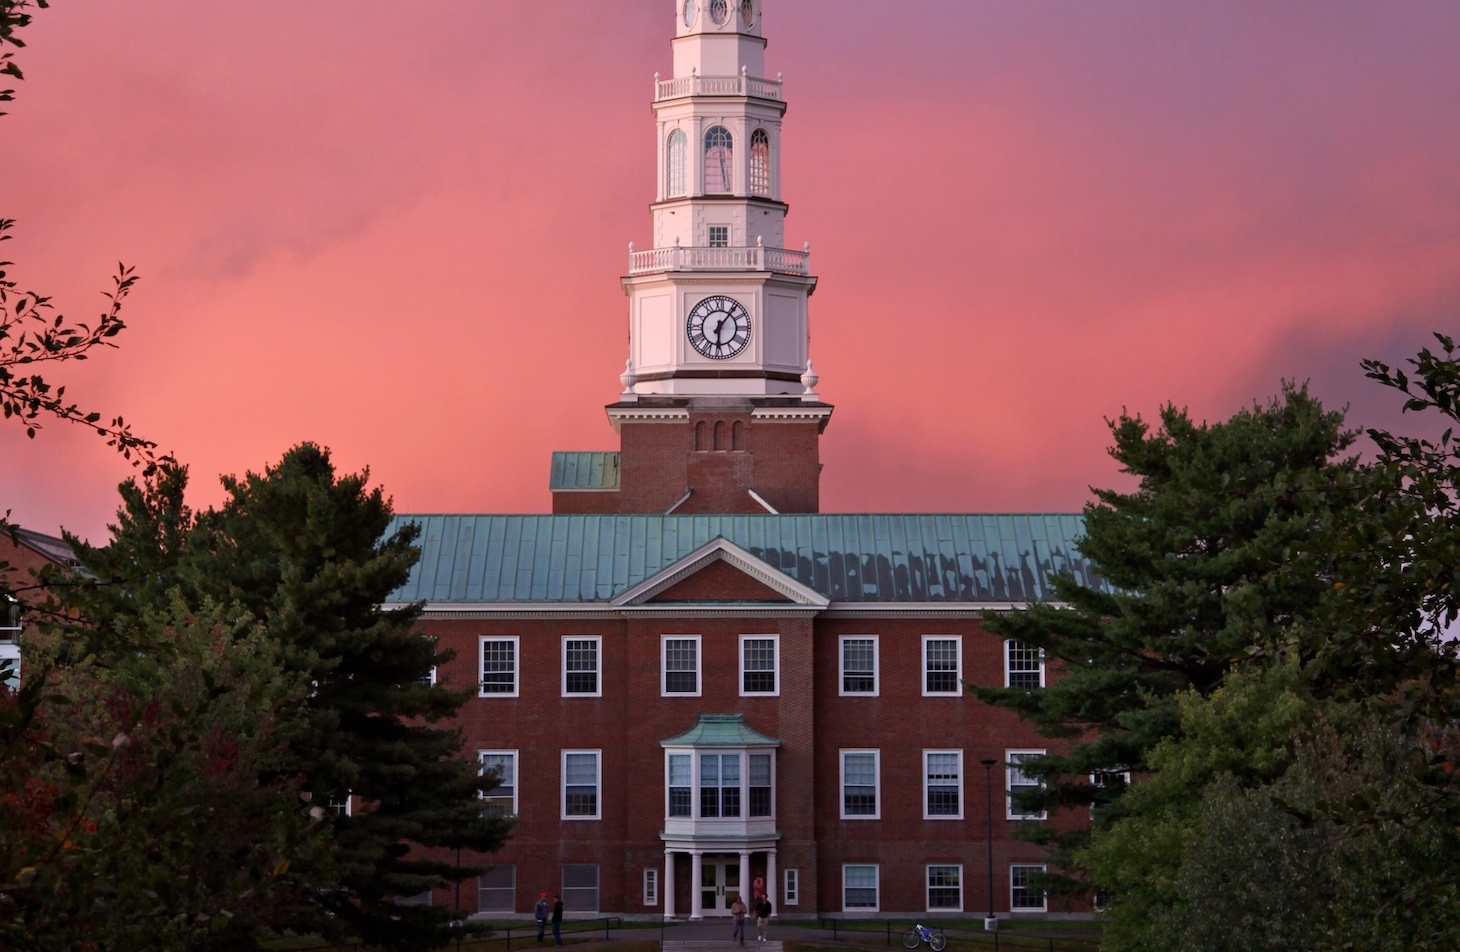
[980,758,997,931]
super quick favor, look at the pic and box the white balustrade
[627,244,810,276]
[654,73,783,102]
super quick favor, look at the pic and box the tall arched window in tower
[704,126,734,194]
[749,129,770,197]
[666,129,688,198]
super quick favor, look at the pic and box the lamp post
[980,758,998,931]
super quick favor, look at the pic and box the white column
[766,850,777,916]
[665,850,677,919]
[739,851,751,906]
[689,851,704,920]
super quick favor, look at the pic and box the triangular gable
[612,537,829,609]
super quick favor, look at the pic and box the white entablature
[621,0,818,400]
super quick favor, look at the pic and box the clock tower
[554,0,831,516]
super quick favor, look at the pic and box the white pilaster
[665,850,677,919]
[739,851,751,906]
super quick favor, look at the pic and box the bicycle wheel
[901,929,921,949]
[929,932,946,952]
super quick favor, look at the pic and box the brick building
[387,0,1103,921]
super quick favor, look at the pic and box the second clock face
[687,295,751,360]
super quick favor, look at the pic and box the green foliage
[60,444,513,951]
[972,384,1363,848]
[1,599,318,952]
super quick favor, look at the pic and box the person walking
[754,895,772,942]
[730,895,747,946]
[552,893,565,947]
[534,892,549,942]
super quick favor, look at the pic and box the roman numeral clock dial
[686,295,752,360]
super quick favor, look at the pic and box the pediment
[612,537,829,609]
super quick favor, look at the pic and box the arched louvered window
[704,126,733,194]
[666,129,688,198]
[749,129,770,197]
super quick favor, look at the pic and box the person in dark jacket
[535,893,549,942]
[552,894,564,947]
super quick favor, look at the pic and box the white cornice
[392,600,1068,621]
[612,537,831,609]
[605,407,691,423]
[749,406,833,422]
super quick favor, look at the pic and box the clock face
[709,0,729,27]
[687,295,751,360]
[740,0,754,27]
[683,0,696,28]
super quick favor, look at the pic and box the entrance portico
[664,846,778,919]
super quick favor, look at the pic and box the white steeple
[619,0,817,399]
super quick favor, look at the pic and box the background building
[388,0,1101,920]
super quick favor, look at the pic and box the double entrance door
[700,860,742,917]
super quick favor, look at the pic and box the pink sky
[3,1,1458,543]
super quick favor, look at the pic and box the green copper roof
[549,452,621,491]
[387,513,1099,604]
[662,714,781,748]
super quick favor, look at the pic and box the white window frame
[921,635,962,697]
[783,868,799,906]
[839,635,879,696]
[1091,769,1131,818]
[1005,639,1045,690]
[923,749,963,820]
[643,868,659,906]
[1010,864,1048,912]
[479,749,518,817]
[661,635,702,697]
[739,634,779,697]
[326,793,352,817]
[927,864,963,912]
[708,224,731,248]
[562,749,601,820]
[840,749,880,820]
[842,864,880,912]
[666,128,688,198]
[562,635,602,698]
[1006,749,1047,820]
[479,635,519,698]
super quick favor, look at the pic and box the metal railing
[814,918,1101,952]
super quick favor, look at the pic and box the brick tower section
[553,397,831,515]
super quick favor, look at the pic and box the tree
[65,445,513,950]
[972,384,1367,869]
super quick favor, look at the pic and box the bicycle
[902,923,947,951]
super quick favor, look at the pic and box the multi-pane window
[927,865,962,911]
[840,636,878,695]
[700,753,742,818]
[563,750,601,819]
[478,864,515,913]
[923,636,961,695]
[479,636,518,697]
[662,636,701,695]
[708,225,730,248]
[1006,640,1045,690]
[749,128,770,196]
[1006,750,1046,820]
[704,126,733,193]
[741,636,778,695]
[783,868,799,906]
[841,749,879,818]
[643,868,659,906]
[327,793,351,817]
[924,750,962,819]
[666,129,688,197]
[479,750,517,816]
[843,865,879,910]
[667,753,692,817]
[749,753,772,817]
[1010,865,1047,912]
[563,636,601,696]
[562,864,600,913]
